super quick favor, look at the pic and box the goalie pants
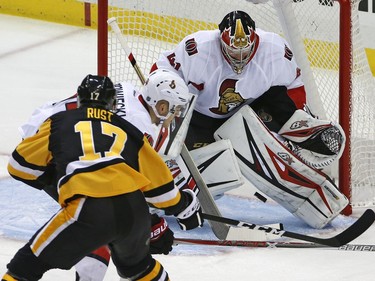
[185,85,298,150]
[5,191,153,281]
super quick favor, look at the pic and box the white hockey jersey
[19,82,160,147]
[155,28,305,119]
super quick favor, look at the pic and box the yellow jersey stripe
[8,157,43,180]
[138,260,165,281]
[31,197,85,256]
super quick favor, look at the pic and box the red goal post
[97,0,375,215]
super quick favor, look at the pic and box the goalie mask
[141,69,192,120]
[77,74,116,111]
[219,10,257,74]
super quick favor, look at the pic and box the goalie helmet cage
[97,0,375,215]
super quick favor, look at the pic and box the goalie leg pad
[214,106,348,229]
[189,140,244,199]
[165,140,244,200]
[278,109,346,168]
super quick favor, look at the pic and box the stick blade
[286,209,375,247]
[332,209,375,246]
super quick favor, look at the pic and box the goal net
[97,0,375,213]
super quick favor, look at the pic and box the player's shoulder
[115,81,136,94]
[49,106,81,120]
[115,81,144,117]
[51,94,78,109]
[257,28,288,48]
[256,28,291,59]
[181,29,219,48]
[177,30,220,64]
[115,112,146,139]
[189,29,219,41]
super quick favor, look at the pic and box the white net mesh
[104,0,375,208]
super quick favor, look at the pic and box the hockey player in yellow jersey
[16,69,197,280]
[2,75,203,281]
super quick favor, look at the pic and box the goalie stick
[107,17,229,239]
[201,209,375,247]
[174,238,375,251]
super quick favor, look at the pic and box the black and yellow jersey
[8,106,184,214]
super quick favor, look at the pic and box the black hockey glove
[175,189,204,230]
[150,214,174,255]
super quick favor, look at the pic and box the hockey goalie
[174,98,348,229]
[151,9,348,229]
[167,96,348,229]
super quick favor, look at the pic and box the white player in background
[151,10,349,229]
[18,69,197,281]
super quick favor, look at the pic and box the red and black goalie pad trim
[218,116,333,217]
[194,150,239,189]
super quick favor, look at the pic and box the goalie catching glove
[175,189,204,230]
[150,214,174,255]
[278,109,345,169]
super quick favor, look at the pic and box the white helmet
[141,69,192,119]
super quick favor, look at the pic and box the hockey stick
[107,17,229,239]
[107,18,145,84]
[174,237,322,248]
[179,144,229,239]
[201,209,375,247]
[174,237,375,251]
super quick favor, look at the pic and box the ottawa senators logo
[209,79,246,115]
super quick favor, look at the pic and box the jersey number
[75,121,127,161]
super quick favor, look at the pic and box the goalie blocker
[214,105,348,229]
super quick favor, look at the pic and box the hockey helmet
[77,74,116,110]
[219,10,257,74]
[141,69,192,119]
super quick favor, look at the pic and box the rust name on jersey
[86,108,114,122]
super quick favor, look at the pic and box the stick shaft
[107,17,146,84]
[107,17,229,239]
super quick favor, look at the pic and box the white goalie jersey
[154,28,305,119]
